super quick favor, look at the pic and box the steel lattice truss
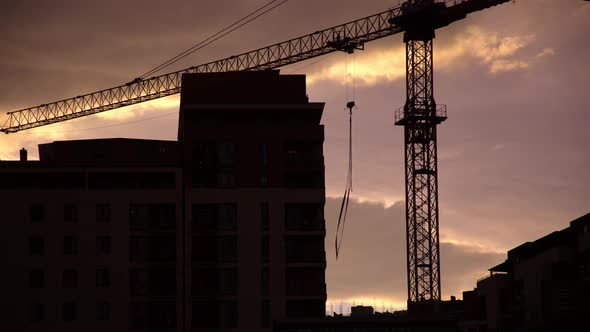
[1,0,511,134]
[1,7,405,133]
[396,38,446,304]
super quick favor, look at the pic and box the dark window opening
[129,237,176,262]
[96,204,111,223]
[97,301,111,321]
[261,202,269,231]
[29,269,44,288]
[63,236,78,255]
[29,237,44,256]
[64,204,78,223]
[262,268,269,297]
[286,299,325,318]
[96,268,110,288]
[129,268,176,296]
[286,268,326,296]
[96,236,111,255]
[62,269,78,288]
[129,302,176,329]
[129,204,176,230]
[192,236,237,263]
[29,204,45,223]
[284,171,324,188]
[262,236,269,263]
[218,142,235,166]
[193,204,237,231]
[192,301,237,328]
[283,141,323,166]
[89,172,175,189]
[62,302,77,322]
[285,236,325,263]
[192,268,237,296]
[262,300,270,328]
[285,203,324,230]
[28,303,44,322]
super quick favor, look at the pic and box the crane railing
[1,0,510,134]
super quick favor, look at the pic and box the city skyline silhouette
[0,0,588,330]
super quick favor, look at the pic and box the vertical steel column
[395,33,445,308]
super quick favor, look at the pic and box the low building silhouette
[0,71,327,331]
[463,213,590,331]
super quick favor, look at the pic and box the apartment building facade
[0,71,327,331]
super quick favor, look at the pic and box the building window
[129,204,146,229]
[283,141,323,165]
[219,204,237,229]
[96,268,110,287]
[217,142,235,166]
[29,237,44,256]
[192,236,237,262]
[261,300,270,328]
[261,143,268,167]
[129,269,148,296]
[192,268,237,296]
[284,171,324,188]
[129,269,176,296]
[193,204,237,231]
[216,172,236,188]
[286,268,325,296]
[261,268,269,296]
[130,237,175,262]
[64,204,79,223]
[262,236,269,263]
[260,174,268,187]
[29,269,44,288]
[286,299,325,318]
[62,269,78,288]
[260,143,269,186]
[285,203,324,230]
[129,204,175,230]
[97,301,110,321]
[285,236,325,263]
[96,236,111,255]
[130,302,176,328]
[261,202,269,231]
[192,301,237,328]
[96,204,111,223]
[63,236,79,255]
[62,301,77,322]
[28,302,44,322]
[29,204,45,223]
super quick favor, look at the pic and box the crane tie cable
[335,52,358,260]
[335,102,355,260]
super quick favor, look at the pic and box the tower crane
[1,0,512,310]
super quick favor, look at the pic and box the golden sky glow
[306,25,551,86]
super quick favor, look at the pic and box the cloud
[305,25,543,86]
[307,47,406,86]
[535,47,555,58]
[324,197,505,308]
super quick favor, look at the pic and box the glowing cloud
[306,25,546,85]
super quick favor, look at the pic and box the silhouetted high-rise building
[463,213,590,331]
[0,71,327,331]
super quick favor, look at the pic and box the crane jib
[1,0,511,134]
